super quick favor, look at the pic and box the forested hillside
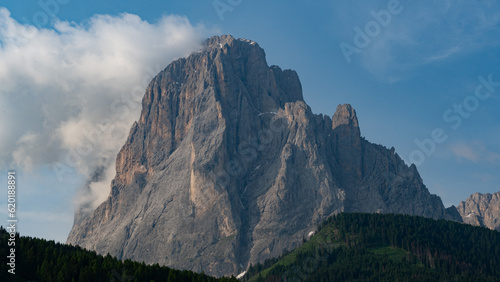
[3,213,499,281]
[0,227,237,282]
[242,213,500,281]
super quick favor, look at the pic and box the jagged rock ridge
[457,191,500,231]
[67,35,459,277]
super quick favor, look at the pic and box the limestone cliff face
[67,35,458,277]
[457,192,500,231]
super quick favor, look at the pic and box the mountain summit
[67,35,459,277]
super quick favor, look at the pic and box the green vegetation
[369,246,408,261]
[242,213,500,281]
[0,227,237,282]
[2,213,499,281]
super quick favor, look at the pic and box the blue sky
[1,0,499,242]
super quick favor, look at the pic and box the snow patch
[258,111,277,116]
[239,38,257,46]
[466,212,476,218]
[236,271,246,279]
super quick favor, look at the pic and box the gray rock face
[457,192,500,231]
[67,35,458,277]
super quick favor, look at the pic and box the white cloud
[450,142,480,162]
[421,46,461,64]
[74,164,117,213]
[450,141,500,164]
[12,133,43,171]
[0,8,209,210]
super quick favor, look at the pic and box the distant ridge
[457,191,500,231]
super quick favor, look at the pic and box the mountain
[0,227,236,282]
[457,191,500,231]
[240,213,500,281]
[67,35,460,277]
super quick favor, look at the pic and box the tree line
[0,227,237,282]
[242,213,500,281]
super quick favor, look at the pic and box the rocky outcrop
[67,35,459,277]
[457,192,500,231]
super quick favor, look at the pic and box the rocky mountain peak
[204,34,257,49]
[68,35,458,277]
[457,191,500,231]
[332,103,359,130]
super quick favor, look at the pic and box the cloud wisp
[450,141,500,164]
[335,0,500,82]
[0,8,207,211]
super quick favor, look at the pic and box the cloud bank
[0,8,208,211]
